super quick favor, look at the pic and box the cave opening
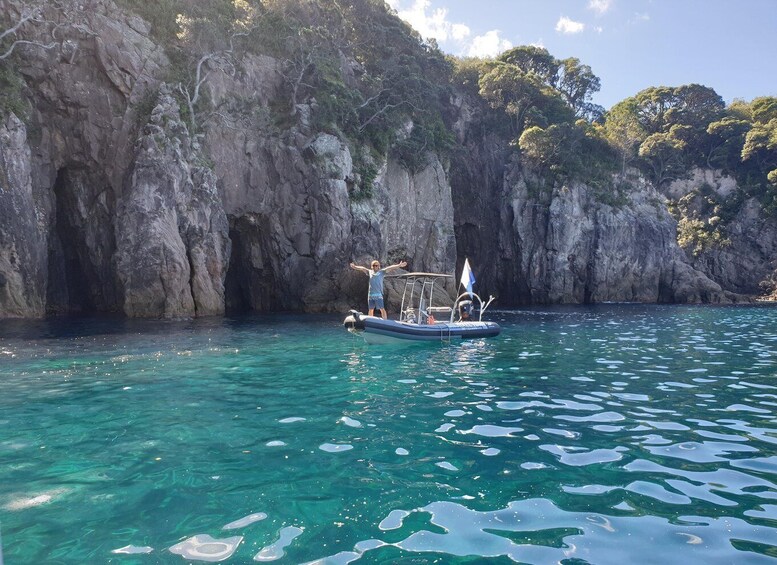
[224,216,278,314]
[224,226,251,314]
[46,168,117,315]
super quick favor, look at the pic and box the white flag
[460,258,475,296]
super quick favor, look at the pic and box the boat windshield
[387,272,495,324]
[388,273,455,324]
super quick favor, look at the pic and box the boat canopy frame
[391,272,496,325]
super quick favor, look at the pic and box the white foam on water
[395,448,409,455]
[444,410,466,417]
[169,534,243,562]
[223,512,268,530]
[266,441,286,447]
[481,448,500,456]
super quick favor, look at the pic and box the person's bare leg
[368,308,374,317]
[380,308,387,319]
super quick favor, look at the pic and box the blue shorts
[368,296,385,310]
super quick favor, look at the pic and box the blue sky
[385,0,777,110]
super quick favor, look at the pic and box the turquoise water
[1,305,776,564]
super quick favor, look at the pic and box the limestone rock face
[0,0,168,318]
[451,126,744,305]
[666,169,777,295]
[506,174,739,304]
[115,88,230,317]
[202,56,457,313]
[0,114,45,317]
[351,154,457,308]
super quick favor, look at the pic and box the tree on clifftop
[0,0,103,117]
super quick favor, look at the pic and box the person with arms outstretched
[350,259,407,319]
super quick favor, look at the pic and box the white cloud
[389,0,514,58]
[588,0,613,15]
[451,23,470,41]
[466,30,513,58]
[393,0,471,43]
[555,16,585,34]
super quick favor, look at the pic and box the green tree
[519,120,616,188]
[479,61,545,135]
[741,118,777,171]
[638,126,688,186]
[497,46,560,86]
[632,86,677,133]
[705,116,750,169]
[557,57,602,119]
[750,96,777,124]
[603,98,646,174]
[518,124,574,176]
[665,84,725,130]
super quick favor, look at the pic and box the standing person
[350,259,407,319]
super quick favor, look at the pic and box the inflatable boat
[344,271,500,344]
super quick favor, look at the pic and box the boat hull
[345,312,500,343]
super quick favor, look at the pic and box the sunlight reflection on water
[0,307,776,563]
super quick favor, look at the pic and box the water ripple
[3,306,777,563]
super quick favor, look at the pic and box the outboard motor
[343,310,366,330]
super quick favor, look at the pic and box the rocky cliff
[0,0,457,318]
[0,0,773,319]
[449,99,765,306]
[666,169,777,296]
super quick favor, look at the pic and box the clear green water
[1,305,776,564]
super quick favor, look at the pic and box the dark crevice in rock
[224,225,251,314]
[224,215,280,313]
[47,168,94,314]
[46,167,117,316]
[186,243,198,317]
